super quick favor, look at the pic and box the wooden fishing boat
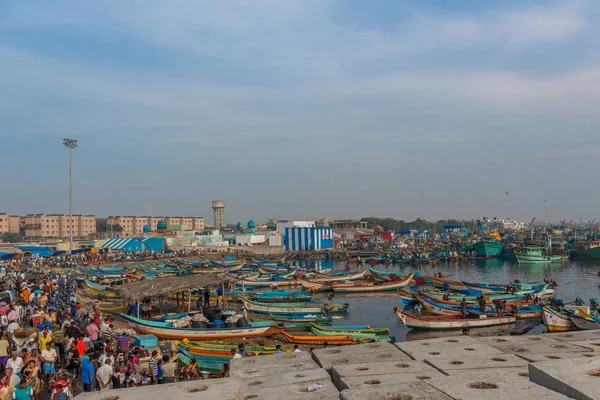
[567,310,600,330]
[241,298,325,315]
[415,294,539,318]
[541,306,577,332]
[311,323,389,335]
[304,269,368,283]
[295,279,332,292]
[83,286,120,299]
[119,313,281,340]
[176,339,277,358]
[397,289,418,305]
[281,330,359,345]
[79,267,123,278]
[269,313,333,324]
[394,307,517,330]
[425,276,469,291]
[369,268,426,285]
[251,290,312,303]
[310,326,381,339]
[177,346,232,373]
[98,304,128,314]
[331,274,414,293]
[418,284,552,303]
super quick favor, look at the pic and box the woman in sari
[0,377,13,400]
[23,369,42,397]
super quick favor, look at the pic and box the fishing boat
[177,346,233,373]
[309,326,382,340]
[98,305,128,314]
[177,339,279,358]
[251,290,312,303]
[295,279,332,292]
[541,306,577,332]
[119,313,281,340]
[414,294,539,318]
[571,240,600,261]
[368,268,426,285]
[310,323,389,335]
[241,298,325,315]
[394,307,517,330]
[472,240,504,258]
[304,269,368,283]
[79,267,123,278]
[331,274,414,293]
[514,247,566,264]
[83,286,120,299]
[269,313,333,324]
[397,289,418,305]
[281,330,359,345]
[566,310,600,330]
[425,276,469,291]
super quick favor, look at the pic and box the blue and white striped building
[284,227,334,251]
[100,237,165,252]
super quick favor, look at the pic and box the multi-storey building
[191,217,205,232]
[0,214,9,234]
[23,214,96,239]
[8,216,20,234]
[106,216,135,237]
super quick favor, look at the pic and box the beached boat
[79,267,123,278]
[119,313,281,340]
[394,307,516,330]
[331,274,414,293]
[98,304,128,314]
[309,326,381,340]
[541,306,577,332]
[295,279,332,292]
[281,330,359,345]
[83,286,120,299]
[566,309,600,330]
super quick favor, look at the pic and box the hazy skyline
[1,1,599,223]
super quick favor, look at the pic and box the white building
[275,221,315,236]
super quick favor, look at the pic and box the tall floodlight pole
[63,138,78,254]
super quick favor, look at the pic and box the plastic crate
[134,334,158,348]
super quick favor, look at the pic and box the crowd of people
[0,256,193,399]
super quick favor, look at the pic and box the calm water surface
[294,259,600,342]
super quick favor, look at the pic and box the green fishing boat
[514,246,566,264]
[571,240,600,261]
[472,240,503,258]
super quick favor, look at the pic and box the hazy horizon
[2,1,599,223]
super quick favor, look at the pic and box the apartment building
[0,214,20,235]
[107,216,135,237]
[24,214,97,239]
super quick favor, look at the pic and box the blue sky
[1,0,599,223]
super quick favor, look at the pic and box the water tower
[212,200,225,229]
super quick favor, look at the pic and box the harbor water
[303,259,600,342]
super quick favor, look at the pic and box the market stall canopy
[119,273,231,303]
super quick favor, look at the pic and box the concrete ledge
[241,368,331,390]
[331,360,438,391]
[242,380,340,400]
[396,336,503,360]
[567,340,600,352]
[339,370,446,391]
[312,342,409,373]
[232,352,315,370]
[73,378,243,399]
[545,331,600,342]
[340,381,453,400]
[426,353,528,373]
[516,352,599,363]
[529,358,600,400]
[427,369,570,399]
[475,335,593,355]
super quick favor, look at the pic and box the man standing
[12,379,33,400]
[237,344,251,358]
[41,342,58,381]
[96,359,113,391]
[148,351,158,384]
[85,322,100,343]
[38,328,52,352]
[160,355,176,384]
[7,352,23,377]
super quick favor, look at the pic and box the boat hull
[541,306,577,332]
[473,241,503,258]
[395,308,516,330]
[120,313,281,340]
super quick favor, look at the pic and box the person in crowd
[238,344,251,357]
[12,379,33,400]
[96,359,113,391]
[160,355,176,384]
[81,354,96,393]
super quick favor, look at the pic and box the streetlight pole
[63,138,78,254]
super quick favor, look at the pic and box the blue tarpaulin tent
[100,238,165,252]
[15,246,53,257]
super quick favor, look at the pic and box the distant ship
[472,240,503,258]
